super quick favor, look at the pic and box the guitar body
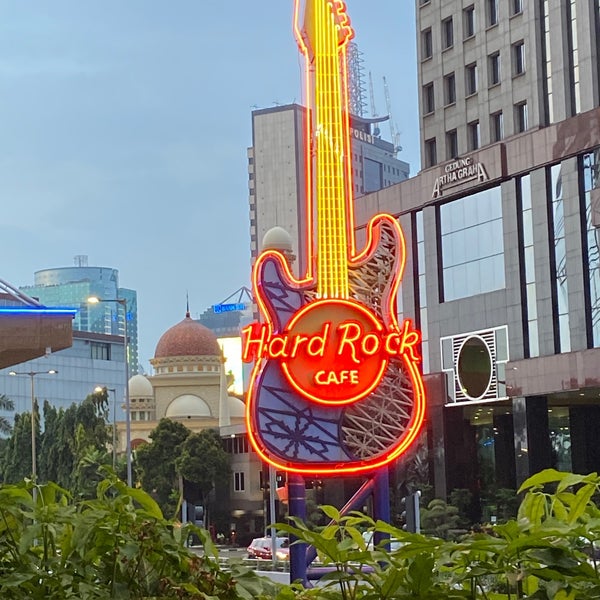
[246,215,425,474]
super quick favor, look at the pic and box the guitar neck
[310,8,354,299]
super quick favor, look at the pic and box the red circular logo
[280,299,388,405]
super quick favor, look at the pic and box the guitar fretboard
[299,0,355,299]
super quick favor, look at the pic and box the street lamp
[8,369,58,492]
[94,386,117,469]
[88,296,132,487]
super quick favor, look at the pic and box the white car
[247,536,289,560]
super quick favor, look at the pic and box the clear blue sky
[0,1,418,372]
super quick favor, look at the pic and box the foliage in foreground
[4,469,600,598]
[279,469,600,599]
[0,473,280,599]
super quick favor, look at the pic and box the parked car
[247,536,289,560]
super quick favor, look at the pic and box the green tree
[420,498,461,539]
[176,428,230,523]
[137,418,191,517]
[38,401,61,484]
[2,410,36,483]
[0,393,15,436]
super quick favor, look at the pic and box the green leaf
[113,480,163,519]
[552,497,569,521]
[518,468,565,493]
[518,492,547,527]
[407,553,434,594]
[568,484,596,524]
[320,505,341,522]
[556,472,590,493]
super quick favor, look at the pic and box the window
[442,17,454,49]
[512,0,523,15]
[234,472,245,493]
[444,72,456,105]
[224,435,249,454]
[513,41,525,75]
[518,175,539,357]
[567,0,580,115]
[91,341,110,361]
[490,111,504,141]
[463,5,475,38]
[466,63,478,95]
[488,51,501,85]
[515,102,528,132]
[548,164,570,352]
[425,138,437,167]
[446,130,458,159]
[423,82,435,114]
[468,120,480,150]
[581,150,600,347]
[487,0,498,26]
[421,28,433,59]
[440,186,505,301]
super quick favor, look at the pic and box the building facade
[0,330,125,418]
[351,0,600,518]
[20,259,139,375]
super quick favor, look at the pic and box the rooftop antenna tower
[383,76,402,154]
[347,42,367,117]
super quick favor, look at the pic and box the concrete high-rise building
[352,0,600,517]
[21,258,139,375]
[417,0,598,166]
[248,104,409,271]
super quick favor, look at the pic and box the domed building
[123,310,246,448]
[150,311,223,425]
[116,307,262,539]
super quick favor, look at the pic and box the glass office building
[21,263,138,375]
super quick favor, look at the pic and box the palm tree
[0,394,15,436]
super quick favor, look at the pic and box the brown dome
[154,313,220,358]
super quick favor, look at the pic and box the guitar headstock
[294,0,355,58]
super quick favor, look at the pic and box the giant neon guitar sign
[242,0,426,475]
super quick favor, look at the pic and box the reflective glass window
[440,186,504,301]
[581,150,600,346]
[567,0,580,115]
[550,164,570,352]
[519,177,539,357]
[542,0,554,123]
[416,211,429,373]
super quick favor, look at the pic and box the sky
[0,1,419,373]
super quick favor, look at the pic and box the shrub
[0,474,281,599]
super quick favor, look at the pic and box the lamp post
[94,386,117,469]
[8,369,58,494]
[88,296,132,487]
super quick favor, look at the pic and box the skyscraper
[248,104,409,272]
[21,257,139,375]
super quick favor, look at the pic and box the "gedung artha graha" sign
[432,156,489,199]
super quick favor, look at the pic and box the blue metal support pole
[372,467,391,550]
[305,475,377,569]
[288,473,307,586]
